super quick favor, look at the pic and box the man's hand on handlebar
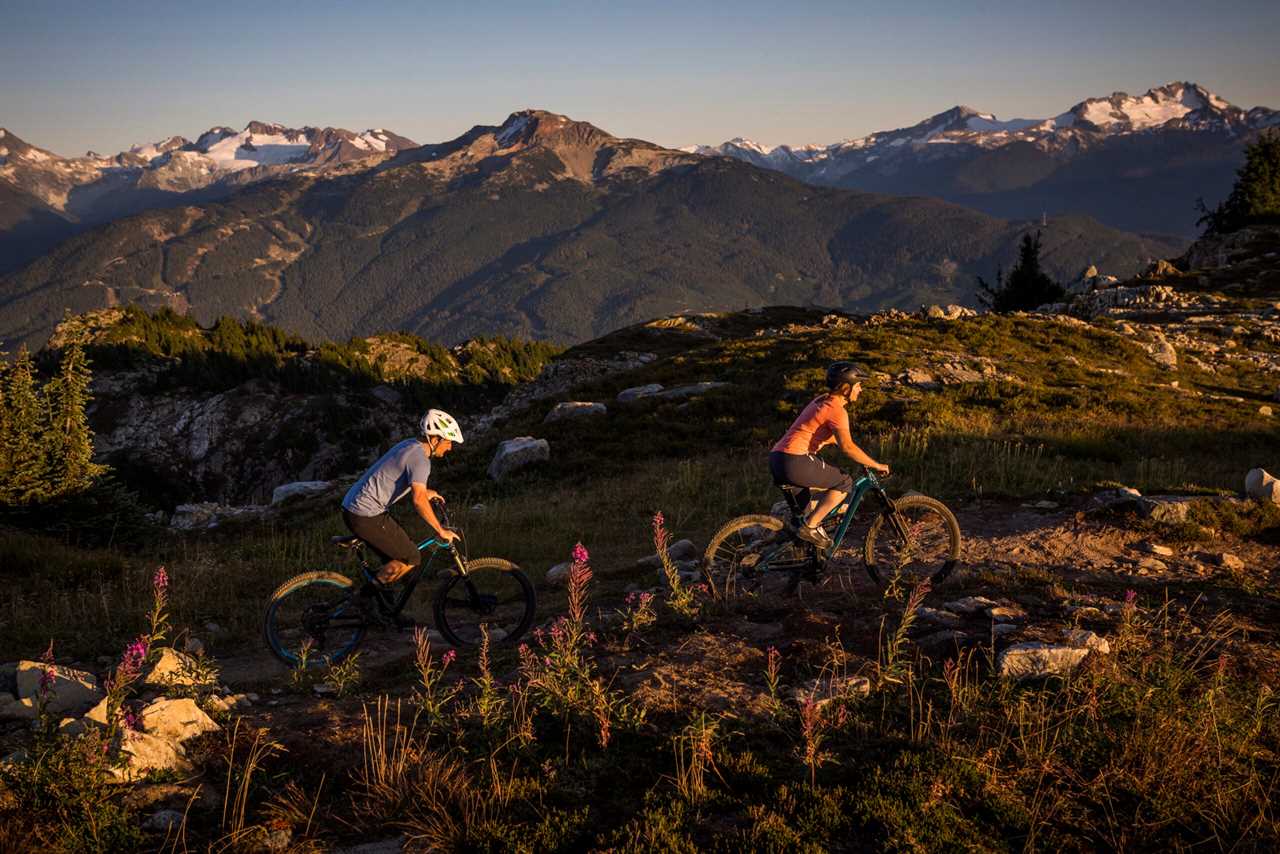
[868,462,890,476]
[436,528,460,546]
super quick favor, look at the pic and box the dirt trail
[216,498,1279,700]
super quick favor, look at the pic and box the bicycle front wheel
[264,571,367,667]
[433,558,536,647]
[863,495,961,586]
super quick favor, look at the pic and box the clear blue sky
[2,0,1278,157]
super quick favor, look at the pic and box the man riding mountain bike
[770,362,890,549]
[341,409,464,587]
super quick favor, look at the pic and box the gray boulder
[636,538,700,568]
[545,562,571,587]
[653,382,730,401]
[487,437,550,481]
[1245,468,1279,504]
[617,384,664,403]
[12,661,103,716]
[544,401,607,423]
[998,644,1090,680]
[271,480,331,505]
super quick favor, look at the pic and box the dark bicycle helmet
[825,361,863,389]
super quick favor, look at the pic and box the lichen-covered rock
[654,382,730,400]
[487,437,550,480]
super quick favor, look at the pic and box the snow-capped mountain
[694,82,1279,236]
[0,121,416,273]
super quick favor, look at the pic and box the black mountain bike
[703,467,961,596]
[263,502,536,666]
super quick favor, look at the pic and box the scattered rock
[991,623,1019,638]
[12,661,103,716]
[142,809,185,832]
[1245,468,1279,504]
[543,401,607,423]
[986,605,1026,622]
[1145,330,1178,370]
[998,643,1091,680]
[793,675,871,708]
[139,698,220,743]
[916,607,962,627]
[617,384,664,403]
[656,560,702,588]
[1062,629,1111,654]
[899,368,939,390]
[1261,406,1274,417]
[1137,496,1193,524]
[184,636,206,656]
[0,693,36,721]
[544,562,571,587]
[270,480,331,504]
[1135,542,1174,557]
[916,630,965,649]
[942,596,998,616]
[487,437,550,480]
[636,539,700,568]
[142,648,204,689]
[112,729,193,782]
[653,382,730,401]
[170,502,268,530]
[1086,487,1142,512]
[1209,552,1246,572]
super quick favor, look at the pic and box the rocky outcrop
[488,437,550,481]
[271,480,332,504]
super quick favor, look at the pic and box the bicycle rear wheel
[433,558,536,647]
[264,571,367,666]
[703,515,810,597]
[863,495,961,587]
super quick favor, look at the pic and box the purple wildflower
[1124,589,1137,605]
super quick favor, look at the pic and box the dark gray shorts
[342,509,422,567]
[768,451,854,493]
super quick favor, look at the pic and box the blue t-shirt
[342,439,433,517]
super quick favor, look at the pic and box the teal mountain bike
[264,503,536,666]
[704,467,961,595]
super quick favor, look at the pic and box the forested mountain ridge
[0,111,1184,353]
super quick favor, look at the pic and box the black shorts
[342,510,422,567]
[768,451,854,496]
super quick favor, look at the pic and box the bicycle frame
[353,533,470,617]
[755,469,896,575]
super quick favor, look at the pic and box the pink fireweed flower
[38,640,56,698]
[441,650,457,668]
[1124,589,1137,605]
[123,709,140,731]
[571,542,590,565]
[119,637,149,681]
[153,566,169,600]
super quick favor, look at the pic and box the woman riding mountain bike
[771,362,889,549]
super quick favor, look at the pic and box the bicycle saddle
[330,535,363,549]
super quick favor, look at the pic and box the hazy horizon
[2,0,1278,158]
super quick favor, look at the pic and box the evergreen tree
[977,231,1066,312]
[1,349,51,504]
[46,339,102,494]
[1198,131,1280,235]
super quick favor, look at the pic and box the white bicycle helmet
[419,409,465,443]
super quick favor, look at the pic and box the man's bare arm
[410,483,457,543]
